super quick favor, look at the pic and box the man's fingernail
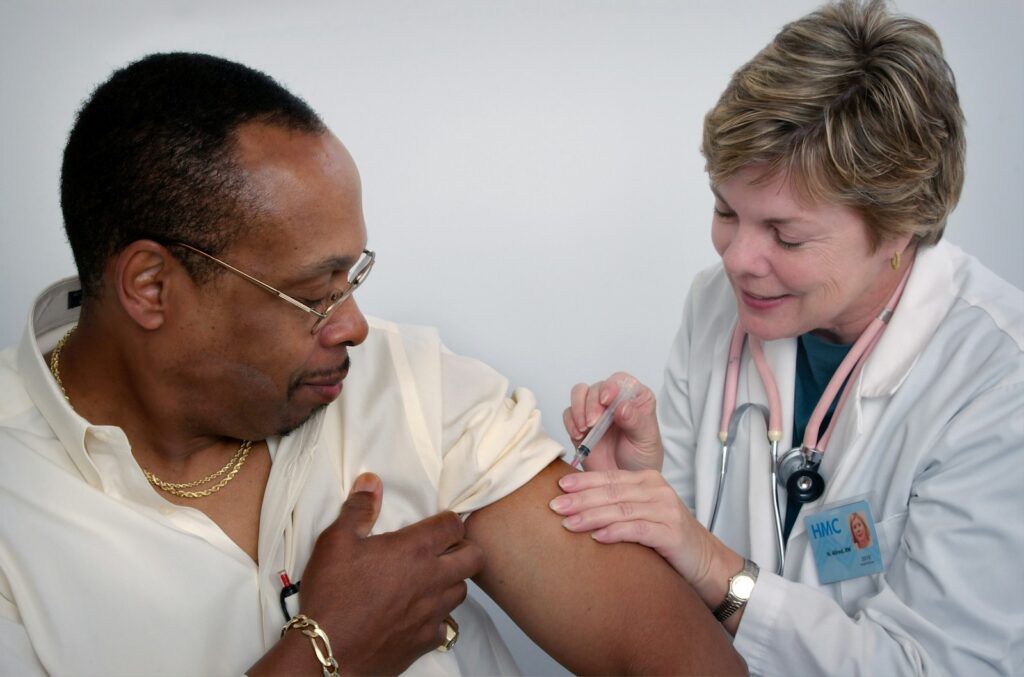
[558,474,576,489]
[562,515,582,529]
[352,473,379,493]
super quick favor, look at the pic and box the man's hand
[249,473,483,675]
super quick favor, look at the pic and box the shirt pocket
[836,510,907,614]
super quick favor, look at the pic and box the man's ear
[113,240,179,330]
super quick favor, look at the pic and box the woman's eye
[713,206,735,219]
[774,231,803,250]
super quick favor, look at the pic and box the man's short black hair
[60,52,326,298]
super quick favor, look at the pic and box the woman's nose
[721,224,771,278]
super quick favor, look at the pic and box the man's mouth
[303,381,344,402]
[297,358,351,403]
[304,372,347,387]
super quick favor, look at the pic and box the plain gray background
[2,1,1022,674]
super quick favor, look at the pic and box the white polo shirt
[0,277,563,676]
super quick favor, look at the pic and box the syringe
[569,378,638,470]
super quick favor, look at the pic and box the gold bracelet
[282,614,340,677]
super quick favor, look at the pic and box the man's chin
[274,403,328,438]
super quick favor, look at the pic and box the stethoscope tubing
[709,402,785,575]
[706,265,913,576]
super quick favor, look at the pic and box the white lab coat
[658,241,1024,676]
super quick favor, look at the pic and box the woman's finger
[557,468,659,494]
[569,382,592,433]
[590,519,679,553]
[562,407,581,445]
[583,381,608,429]
[551,470,668,514]
[558,499,682,534]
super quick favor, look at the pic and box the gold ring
[436,616,459,652]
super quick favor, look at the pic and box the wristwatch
[712,559,759,622]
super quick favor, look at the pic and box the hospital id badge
[804,498,883,584]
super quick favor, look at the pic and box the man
[0,53,743,675]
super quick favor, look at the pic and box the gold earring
[890,251,901,270]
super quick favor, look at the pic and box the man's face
[168,123,370,440]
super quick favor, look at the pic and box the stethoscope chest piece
[777,447,825,504]
[711,266,911,571]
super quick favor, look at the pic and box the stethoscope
[707,266,912,574]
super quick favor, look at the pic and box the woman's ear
[892,233,916,259]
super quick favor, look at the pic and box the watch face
[732,574,756,599]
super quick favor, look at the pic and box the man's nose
[317,296,369,348]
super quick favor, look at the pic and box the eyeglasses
[170,242,375,334]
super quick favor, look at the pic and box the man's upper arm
[465,460,746,676]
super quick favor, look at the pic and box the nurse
[550,0,1024,674]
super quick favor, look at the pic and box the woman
[849,512,871,550]
[550,1,1023,674]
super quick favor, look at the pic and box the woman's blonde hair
[702,0,964,247]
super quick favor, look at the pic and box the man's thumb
[339,472,383,538]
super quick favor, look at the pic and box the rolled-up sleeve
[435,348,564,515]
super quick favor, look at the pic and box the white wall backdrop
[2,1,1022,674]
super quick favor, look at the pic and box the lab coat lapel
[811,242,954,508]
[789,243,957,540]
[859,242,957,397]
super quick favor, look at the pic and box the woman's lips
[740,290,790,310]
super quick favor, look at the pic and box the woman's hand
[563,372,663,472]
[549,469,743,615]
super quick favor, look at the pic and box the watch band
[712,559,759,622]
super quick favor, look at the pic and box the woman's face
[851,515,868,544]
[711,166,906,344]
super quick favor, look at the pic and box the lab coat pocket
[837,510,907,614]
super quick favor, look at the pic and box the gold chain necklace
[48,325,253,499]
[142,441,253,498]
[145,441,249,490]
[49,325,76,402]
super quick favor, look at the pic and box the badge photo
[804,498,884,584]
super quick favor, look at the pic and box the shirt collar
[17,277,105,488]
[858,241,958,397]
[17,276,328,496]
